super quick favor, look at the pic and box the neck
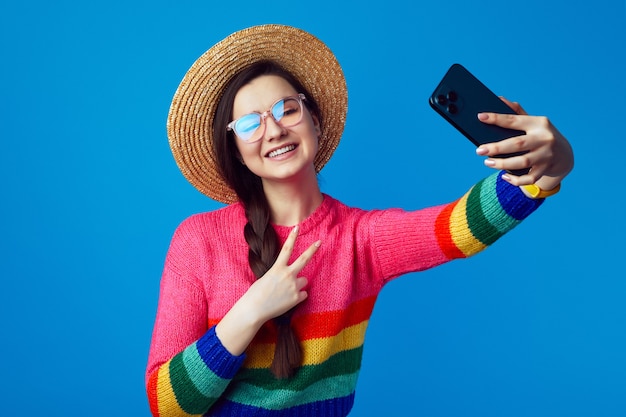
[262,172,323,226]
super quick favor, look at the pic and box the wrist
[235,292,268,329]
[216,295,266,356]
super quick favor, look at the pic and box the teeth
[268,145,296,158]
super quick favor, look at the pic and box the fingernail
[292,225,299,234]
[484,159,496,167]
[478,113,489,121]
[476,146,488,155]
[314,240,321,247]
[502,174,512,182]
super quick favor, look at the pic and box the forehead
[232,75,298,116]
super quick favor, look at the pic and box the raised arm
[375,101,573,281]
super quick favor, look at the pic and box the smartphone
[429,63,528,175]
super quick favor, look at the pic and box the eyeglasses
[227,94,306,143]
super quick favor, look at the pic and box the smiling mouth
[267,144,297,158]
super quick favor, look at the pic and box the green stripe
[228,372,359,410]
[182,343,231,399]
[236,345,363,391]
[466,177,505,246]
[479,172,520,233]
[170,350,216,414]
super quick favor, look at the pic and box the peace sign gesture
[215,226,321,355]
[248,226,321,322]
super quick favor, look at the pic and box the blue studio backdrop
[1,1,625,416]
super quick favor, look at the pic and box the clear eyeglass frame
[227,93,307,143]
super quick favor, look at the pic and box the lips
[267,144,297,158]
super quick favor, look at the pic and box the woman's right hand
[215,226,320,355]
[246,226,320,322]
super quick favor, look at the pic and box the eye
[281,98,300,116]
[283,105,298,116]
[235,113,261,135]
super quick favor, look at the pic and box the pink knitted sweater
[146,171,542,416]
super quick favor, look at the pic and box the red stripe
[208,296,377,344]
[435,200,466,260]
[294,296,376,340]
[146,369,160,417]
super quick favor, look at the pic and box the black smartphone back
[429,63,528,174]
[429,63,524,146]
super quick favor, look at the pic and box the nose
[262,112,287,141]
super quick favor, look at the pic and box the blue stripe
[495,171,543,220]
[196,326,245,379]
[207,392,356,416]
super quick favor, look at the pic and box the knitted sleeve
[372,171,544,281]
[145,217,245,416]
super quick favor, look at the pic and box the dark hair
[213,61,321,379]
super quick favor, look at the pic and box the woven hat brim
[167,24,348,204]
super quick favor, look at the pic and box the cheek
[237,143,266,169]
[234,139,244,156]
[235,139,252,156]
[304,113,321,144]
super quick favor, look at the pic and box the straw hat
[167,24,348,203]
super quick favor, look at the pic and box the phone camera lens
[447,103,458,114]
[447,91,458,102]
[437,94,447,105]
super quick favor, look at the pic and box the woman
[146,25,573,416]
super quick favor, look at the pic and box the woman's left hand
[475,97,574,191]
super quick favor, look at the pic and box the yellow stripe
[157,361,198,417]
[449,192,487,256]
[243,320,368,369]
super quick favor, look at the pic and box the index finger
[477,112,531,131]
[275,225,300,265]
[288,240,322,275]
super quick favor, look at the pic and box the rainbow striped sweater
[146,171,543,416]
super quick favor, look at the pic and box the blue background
[2,1,625,416]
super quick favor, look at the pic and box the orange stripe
[243,320,368,369]
[435,200,466,260]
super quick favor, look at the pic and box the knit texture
[146,171,543,416]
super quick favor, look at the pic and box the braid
[242,188,302,379]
